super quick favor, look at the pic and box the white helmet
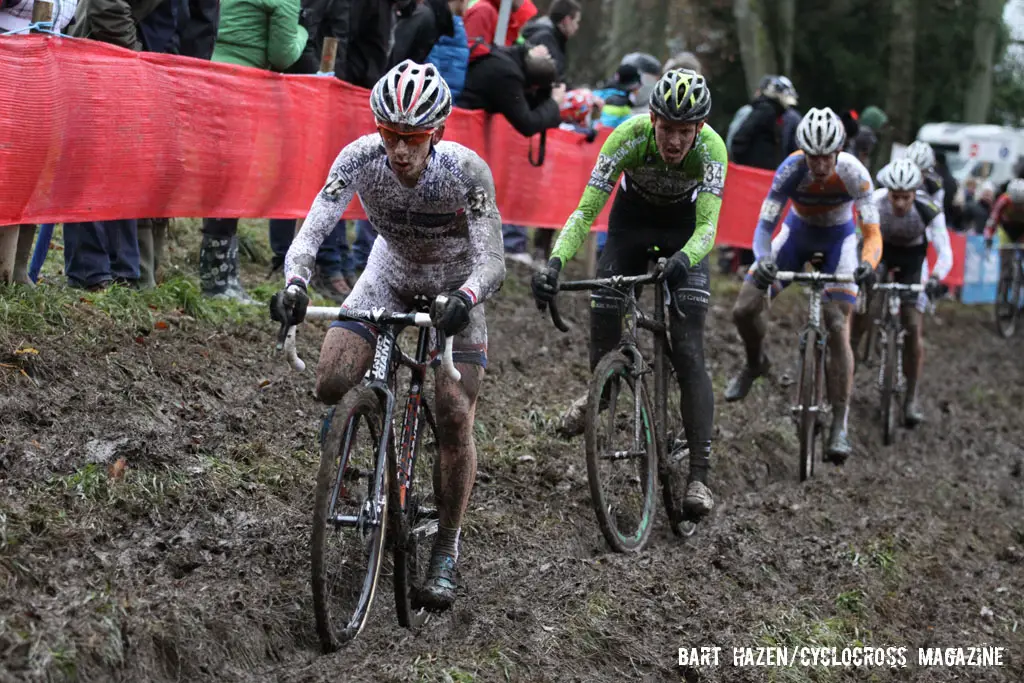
[905,140,936,171]
[1008,178,1024,204]
[876,158,922,192]
[796,107,845,156]
[370,60,452,129]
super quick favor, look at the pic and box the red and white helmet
[560,89,598,124]
[370,60,452,129]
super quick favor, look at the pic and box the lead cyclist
[531,69,727,519]
[270,61,505,612]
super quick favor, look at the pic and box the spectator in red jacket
[464,0,536,62]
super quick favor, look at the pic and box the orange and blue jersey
[748,151,882,304]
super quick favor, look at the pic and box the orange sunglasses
[376,123,436,146]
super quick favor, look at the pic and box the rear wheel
[796,329,821,482]
[880,324,899,446]
[659,364,695,538]
[584,351,658,553]
[995,265,1021,338]
[391,401,439,630]
[311,386,389,652]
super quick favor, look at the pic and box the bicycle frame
[281,307,459,529]
[871,282,924,392]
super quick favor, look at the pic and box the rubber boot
[201,235,254,303]
[137,221,156,290]
[13,224,36,286]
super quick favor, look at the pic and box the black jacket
[520,16,567,81]
[388,0,453,68]
[285,0,351,75]
[731,95,785,170]
[340,0,393,88]
[177,0,219,60]
[457,44,561,137]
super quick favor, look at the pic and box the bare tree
[774,0,795,76]
[963,0,1008,122]
[733,0,777,96]
[885,0,917,143]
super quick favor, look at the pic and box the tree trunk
[885,0,916,144]
[963,0,1007,123]
[604,0,645,76]
[567,0,609,86]
[733,0,777,97]
[774,0,796,76]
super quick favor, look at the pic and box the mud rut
[1,266,1022,683]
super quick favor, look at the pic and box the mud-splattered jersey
[285,135,504,305]
[753,150,881,267]
[550,114,728,268]
[872,188,953,280]
[983,193,1024,239]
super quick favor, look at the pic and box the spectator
[663,50,702,74]
[64,0,172,290]
[427,0,470,100]
[177,0,220,60]
[389,0,464,68]
[776,76,801,156]
[726,75,772,155]
[459,42,562,260]
[847,104,887,169]
[198,0,307,301]
[274,0,358,300]
[838,108,859,146]
[618,52,661,117]
[519,0,580,82]
[284,0,351,75]
[934,150,960,228]
[593,63,641,130]
[731,76,790,170]
[464,0,536,62]
[339,0,394,88]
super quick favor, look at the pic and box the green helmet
[649,69,711,123]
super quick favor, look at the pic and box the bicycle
[546,259,694,553]
[994,243,1024,338]
[869,278,925,445]
[775,257,855,482]
[277,297,460,651]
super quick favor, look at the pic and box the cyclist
[531,69,726,518]
[725,107,881,463]
[904,140,945,208]
[983,178,1024,278]
[270,60,505,612]
[852,159,952,425]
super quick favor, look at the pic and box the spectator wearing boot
[63,0,171,290]
[273,0,357,302]
[200,0,307,301]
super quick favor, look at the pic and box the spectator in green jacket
[212,0,307,70]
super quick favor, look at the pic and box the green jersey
[550,115,728,267]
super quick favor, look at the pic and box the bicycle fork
[876,296,907,393]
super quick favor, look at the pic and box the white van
[915,122,1024,188]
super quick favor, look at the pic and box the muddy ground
[1,251,1023,683]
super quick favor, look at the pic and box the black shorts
[596,193,711,310]
[1003,222,1024,242]
[880,242,927,285]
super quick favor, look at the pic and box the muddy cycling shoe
[825,427,852,464]
[417,553,458,612]
[903,399,924,428]
[556,394,589,438]
[683,481,714,518]
[724,356,771,402]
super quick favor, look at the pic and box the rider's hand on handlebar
[853,261,876,288]
[431,290,474,336]
[984,237,994,251]
[531,258,562,308]
[752,257,777,290]
[925,275,942,300]
[270,279,310,327]
[663,250,691,287]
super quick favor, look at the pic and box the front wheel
[311,386,389,652]
[584,351,658,553]
[995,266,1021,338]
[880,325,899,446]
[796,329,823,482]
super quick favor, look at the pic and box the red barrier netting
[0,35,964,284]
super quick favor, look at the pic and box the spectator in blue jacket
[427,1,469,100]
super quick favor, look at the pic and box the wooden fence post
[319,37,338,74]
